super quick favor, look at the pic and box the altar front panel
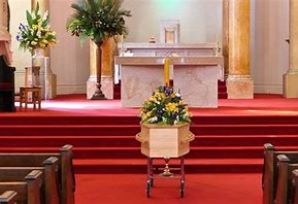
[174,65,221,107]
[121,65,164,107]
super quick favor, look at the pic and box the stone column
[31,0,57,99]
[0,0,8,30]
[222,0,229,76]
[283,0,298,98]
[87,38,116,99]
[0,0,12,64]
[226,0,254,99]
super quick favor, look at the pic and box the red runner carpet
[75,173,262,204]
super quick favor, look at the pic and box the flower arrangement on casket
[137,86,194,158]
[16,3,56,53]
[140,86,191,125]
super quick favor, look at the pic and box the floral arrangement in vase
[140,86,191,125]
[16,3,56,53]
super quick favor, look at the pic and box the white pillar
[283,0,298,98]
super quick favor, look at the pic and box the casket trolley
[136,123,194,198]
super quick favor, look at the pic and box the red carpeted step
[196,135,298,146]
[2,115,297,126]
[0,116,140,125]
[0,125,140,136]
[73,158,263,173]
[191,124,298,135]
[1,146,297,159]
[1,134,298,148]
[1,123,298,136]
[191,115,298,125]
[0,135,139,147]
[1,101,298,173]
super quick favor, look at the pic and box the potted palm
[67,0,131,99]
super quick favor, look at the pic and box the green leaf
[34,2,39,16]
[26,11,33,27]
[67,0,131,43]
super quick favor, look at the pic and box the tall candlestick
[164,57,171,87]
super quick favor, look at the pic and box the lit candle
[164,57,171,87]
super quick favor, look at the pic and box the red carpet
[1,94,297,203]
[0,94,298,173]
[75,173,262,204]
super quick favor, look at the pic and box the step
[196,135,298,146]
[0,146,297,159]
[0,116,140,125]
[0,125,140,136]
[73,158,263,173]
[1,135,298,148]
[191,115,298,125]
[1,124,298,136]
[1,115,297,126]
[0,136,139,147]
[191,124,298,135]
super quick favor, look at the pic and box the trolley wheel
[180,180,185,198]
[146,180,151,198]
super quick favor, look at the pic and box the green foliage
[140,86,191,125]
[66,0,131,44]
[16,2,56,53]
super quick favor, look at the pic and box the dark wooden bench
[0,156,59,204]
[263,143,298,204]
[0,191,17,204]
[0,144,75,204]
[292,169,298,204]
[275,155,298,204]
[0,170,43,204]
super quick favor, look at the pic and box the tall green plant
[66,0,131,100]
[67,0,131,44]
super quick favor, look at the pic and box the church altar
[118,42,219,57]
[115,56,223,108]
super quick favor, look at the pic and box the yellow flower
[39,43,46,48]
[155,92,166,100]
[42,39,48,44]
[32,25,38,30]
[165,103,179,113]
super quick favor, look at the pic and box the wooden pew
[275,155,298,204]
[0,157,59,204]
[0,170,43,204]
[0,191,17,204]
[0,144,75,204]
[263,143,298,204]
[292,169,298,204]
